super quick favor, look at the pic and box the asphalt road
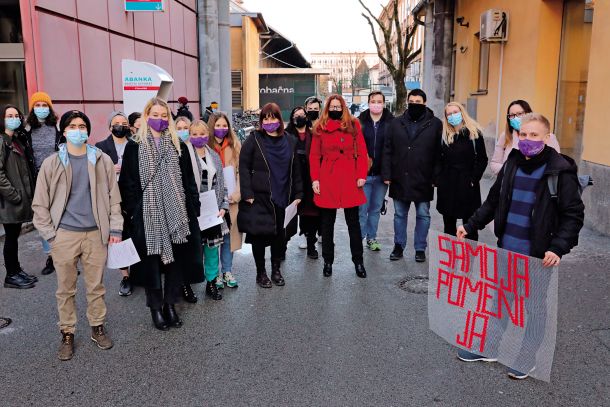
[1,179,608,407]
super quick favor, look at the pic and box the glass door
[554,0,594,161]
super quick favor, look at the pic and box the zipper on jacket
[254,134,277,230]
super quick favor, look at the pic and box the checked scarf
[139,131,191,264]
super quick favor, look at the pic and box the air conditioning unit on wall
[480,9,509,42]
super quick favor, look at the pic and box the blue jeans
[393,200,431,251]
[220,234,233,273]
[40,236,51,255]
[359,175,388,240]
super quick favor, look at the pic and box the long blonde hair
[442,102,482,145]
[135,97,181,154]
[207,112,241,161]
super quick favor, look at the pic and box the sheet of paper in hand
[283,201,298,228]
[223,166,236,197]
[428,231,558,382]
[198,190,223,231]
[107,238,141,269]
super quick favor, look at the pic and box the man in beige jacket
[32,110,123,361]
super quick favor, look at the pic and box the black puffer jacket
[382,108,443,202]
[464,148,584,259]
[237,131,303,236]
[359,108,394,176]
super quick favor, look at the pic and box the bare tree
[359,0,422,113]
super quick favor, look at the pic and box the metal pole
[218,0,232,113]
[198,0,221,111]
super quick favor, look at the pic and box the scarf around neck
[139,131,190,264]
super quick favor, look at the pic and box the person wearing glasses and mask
[490,100,560,175]
[382,89,442,263]
[96,111,132,297]
[310,95,368,279]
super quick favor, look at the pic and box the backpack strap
[547,174,559,199]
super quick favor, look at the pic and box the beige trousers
[52,229,107,334]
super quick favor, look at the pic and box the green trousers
[203,245,220,282]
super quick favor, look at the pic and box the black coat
[382,108,443,202]
[464,148,584,259]
[287,129,319,217]
[359,108,394,176]
[237,131,303,237]
[436,129,488,218]
[95,135,119,163]
[118,140,204,289]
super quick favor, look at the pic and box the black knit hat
[59,110,91,135]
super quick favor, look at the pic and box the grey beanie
[108,111,128,128]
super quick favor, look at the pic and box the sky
[240,0,384,59]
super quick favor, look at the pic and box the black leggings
[145,261,183,309]
[443,215,478,241]
[320,207,363,264]
[251,234,286,271]
[3,223,22,276]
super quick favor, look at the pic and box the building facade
[2,0,201,144]
[444,0,609,234]
[310,52,378,93]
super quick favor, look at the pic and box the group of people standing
[1,88,584,377]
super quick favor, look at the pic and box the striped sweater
[501,164,547,256]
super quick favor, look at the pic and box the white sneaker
[299,236,307,249]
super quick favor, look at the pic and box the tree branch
[361,13,393,71]
[393,1,404,67]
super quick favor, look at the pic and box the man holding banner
[447,113,584,380]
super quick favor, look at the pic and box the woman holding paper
[208,112,242,290]
[119,98,203,331]
[182,119,228,301]
[237,103,303,288]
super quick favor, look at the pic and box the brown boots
[58,325,113,361]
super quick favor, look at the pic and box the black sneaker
[389,244,404,261]
[118,276,133,297]
[18,269,38,284]
[41,256,55,275]
[4,274,35,289]
[415,250,426,263]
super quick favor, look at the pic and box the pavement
[0,178,609,407]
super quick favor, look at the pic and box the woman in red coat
[310,94,368,278]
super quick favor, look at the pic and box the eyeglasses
[507,112,526,120]
[329,106,342,111]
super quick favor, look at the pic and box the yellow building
[450,0,609,235]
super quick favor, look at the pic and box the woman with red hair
[310,95,368,278]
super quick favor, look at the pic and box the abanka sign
[125,1,164,12]
[122,59,173,115]
[428,231,558,382]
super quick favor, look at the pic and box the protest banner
[428,231,558,382]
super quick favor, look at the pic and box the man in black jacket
[382,89,442,262]
[456,113,584,380]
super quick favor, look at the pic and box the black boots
[162,304,183,328]
[182,284,198,303]
[4,273,35,289]
[270,260,285,286]
[206,280,222,300]
[41,256,55,275]
[390,244,404,261]
[355,263,367,278]
[323,263,333,277]
[256,268,272,288]
[150,309,169,331]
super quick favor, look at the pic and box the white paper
[106,238,141,269]
[283,201,298,228]
[198,190,223,231]
[223,166,236,197]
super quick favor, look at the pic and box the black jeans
[443,215,478,241]
[145,261,182,309]
[320,207,363,264]
[300,215,320,248]
[3,223,22,276]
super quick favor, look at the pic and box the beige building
[310,52,378,92]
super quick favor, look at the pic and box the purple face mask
[518,139,545,157]
[214,128,229,139]
[147,118,169,132]
[262,122,281,133]
[190,136,209,148]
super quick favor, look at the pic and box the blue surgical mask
[4,117,21,131]
[509,117,522,131]
[447,112,463,127]
[65,129,89,147]
[34,107,50,120]
[177,129,190,142]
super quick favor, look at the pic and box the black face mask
[407,103,426,120]
[328,110,343,121]
[306,110,319,121]
[111,124,130,138]
[294,116,308,128]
